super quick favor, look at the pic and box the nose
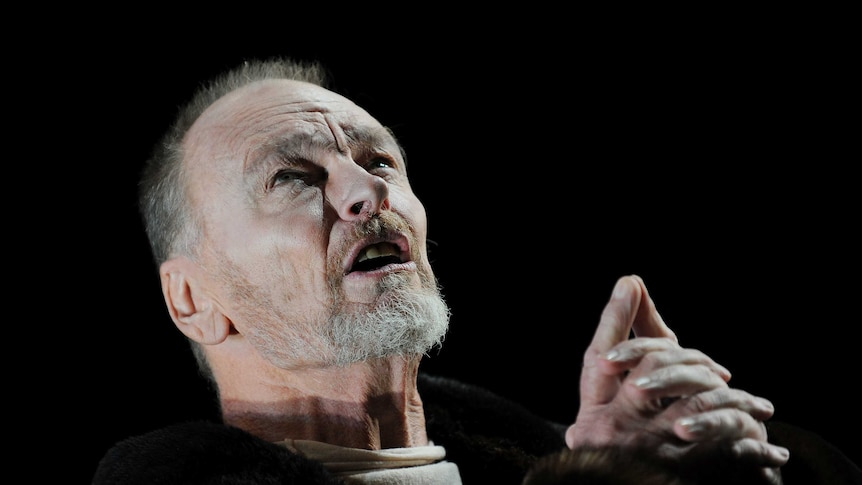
[326,163,390,221]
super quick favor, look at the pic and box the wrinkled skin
[567,275,788,483]
[159,76,788,480]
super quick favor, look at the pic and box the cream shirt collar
[277,439,462,484]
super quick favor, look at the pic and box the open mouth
[350,242,405,272]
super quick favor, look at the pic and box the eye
[269,168,318,190]
[272,169,303,186]
[365,156,397,174]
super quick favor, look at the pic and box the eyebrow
[246,124,404,174]
[344,125,408,167]
[343,125,400,152]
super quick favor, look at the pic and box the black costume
[93,373,861,484]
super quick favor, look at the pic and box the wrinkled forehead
[196,78,364,127]
[183,79,392,171]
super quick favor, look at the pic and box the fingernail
[605,350,620,361]
[678,418,704,434]
[635,377,657,389]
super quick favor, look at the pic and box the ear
[160,257,231,345]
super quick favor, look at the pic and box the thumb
[629,275,677,342]
[580,275,641,404]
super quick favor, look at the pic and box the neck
[215,355,427,449]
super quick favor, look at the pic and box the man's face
[181,79,447,369]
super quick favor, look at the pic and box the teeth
[356,243,398,263]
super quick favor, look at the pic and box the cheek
[410,196,429,240]
[260,225,329,292]
[413,198,428,230]
[400,194,431,263]
[211,213,329,298]
[396,190,428,232]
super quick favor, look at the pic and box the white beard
[326,273,451,366]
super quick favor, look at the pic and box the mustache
[351,212,439,265]
[350,211,414,242]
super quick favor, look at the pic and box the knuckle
[683,388,721,414]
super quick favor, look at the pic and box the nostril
[350,202,364,215]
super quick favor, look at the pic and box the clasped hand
[565,275,789,483]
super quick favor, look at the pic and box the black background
[32,17,858,483]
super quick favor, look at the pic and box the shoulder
[92,420,345,485]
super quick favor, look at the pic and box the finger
[727,438,791,468]
[586,276,641,356]
[630,275,677,342]
[603,341,732,382]
[675,408,771,443]
[673,388,776,422]
[600,336,678,375]
[631,364,730,409]
[679,439,788,484]
[580,276,641,404]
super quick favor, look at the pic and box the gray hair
[138,57,329,267]
[137,58,330,390]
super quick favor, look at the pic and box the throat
[219,357,428,449]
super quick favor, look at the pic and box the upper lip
[345,234,411,274]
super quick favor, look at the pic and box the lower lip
[345,261,417,280]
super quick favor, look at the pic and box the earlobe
[160,257,231,345]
